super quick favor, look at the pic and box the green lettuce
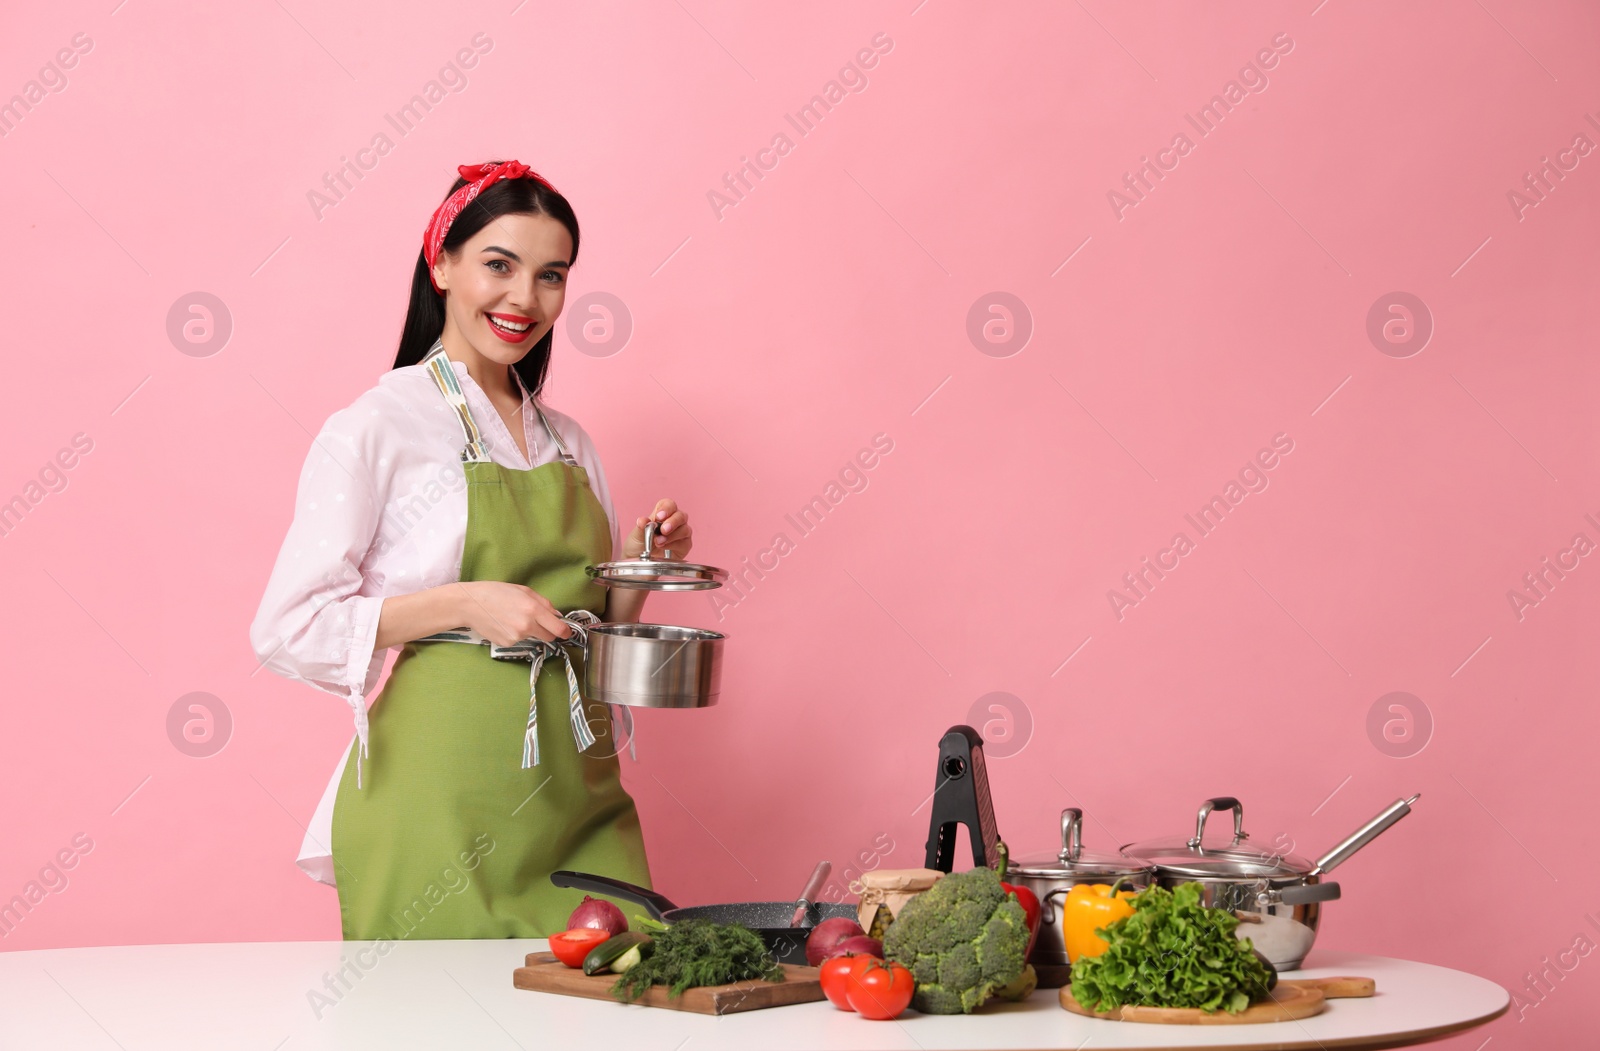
[1069,882,1272,1014]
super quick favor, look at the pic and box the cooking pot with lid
[581,520,728,708]
[1008,808,1155,967]
[1121,794,1418,970]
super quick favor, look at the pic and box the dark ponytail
[393,163,581,399]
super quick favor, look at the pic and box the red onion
[566,894,628,938]
[805,917,865,966]
[829,935,884,960]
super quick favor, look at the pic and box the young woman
[250,160,689,939]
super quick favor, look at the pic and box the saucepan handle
[1310,793,1420,877]
[550,870,678,920]
[1261,881,1342,907]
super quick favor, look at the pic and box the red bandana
[422,160,556,292]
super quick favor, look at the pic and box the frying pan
[550,870,858,966]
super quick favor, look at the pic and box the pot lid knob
[1187,796,1249,851]
[642,520,665,561]
[586,519,729,592]
[1058,807,1084,862]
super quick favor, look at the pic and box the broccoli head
[881,865,1030,1014]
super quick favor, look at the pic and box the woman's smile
[486,311,536,343]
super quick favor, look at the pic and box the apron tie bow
[419,611,636,767]
[491,609,600,768]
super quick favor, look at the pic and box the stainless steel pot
[1008,808,1155,966]
[583,622,724,708]
[580,520,727,709]
[1121,794,1419,970]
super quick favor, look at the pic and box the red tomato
[819,953,870,1010]
[846,958,915,1020]
[548,928,610,968]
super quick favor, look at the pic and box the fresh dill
[610,918,784,1001]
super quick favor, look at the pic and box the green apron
[330,339,653,940]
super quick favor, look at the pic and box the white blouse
[249,355,621,885]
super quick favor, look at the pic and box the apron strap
[509,361,581,469]
[423,337,578,469]
[421,340,491,463]
[533,402,581,469]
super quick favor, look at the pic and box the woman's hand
[623,498,693,562]
[453,580,575,646]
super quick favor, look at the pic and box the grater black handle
[923,725,1001,872]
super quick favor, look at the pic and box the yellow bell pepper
[1061,882,1137,962]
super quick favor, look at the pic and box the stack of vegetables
[547,895,786,1003]
[550,864,1052,1019]
[1068,882,1275,1014]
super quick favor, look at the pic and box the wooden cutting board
[513,951,826,1015]
[1060,975,1376,1025]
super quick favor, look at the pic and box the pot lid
[1009,808,1155,881]
[1120,797,1315,880]
[588,520,728,592]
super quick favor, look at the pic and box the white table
[0,941,1507,1050]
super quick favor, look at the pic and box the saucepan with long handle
[1121,793,1420,970]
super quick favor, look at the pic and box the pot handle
[1040,885,1073,925]
[1260,881,1342,907]
[1310,793,1420,876]
[549,870,678,920]
[1189,797,1247,849]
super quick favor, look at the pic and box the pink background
[2,1,1596,1046]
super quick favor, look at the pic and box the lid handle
[1058,808,1083,862]
[641,520,666,562]
[1189,796,1248,850]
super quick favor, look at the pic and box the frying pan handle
[549,870,678,920]
[1189,797,1247,849]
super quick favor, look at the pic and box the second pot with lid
[1120,792,1419,970]
[1009,808,1155,968]
[1120,796,1341,971]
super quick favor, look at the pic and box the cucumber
[582,932,654,976]
[610,943,646,974]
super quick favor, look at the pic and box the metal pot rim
[588,622,726,642]
[1139,860,1318,882]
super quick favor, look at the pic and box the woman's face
[432,211,573,368]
